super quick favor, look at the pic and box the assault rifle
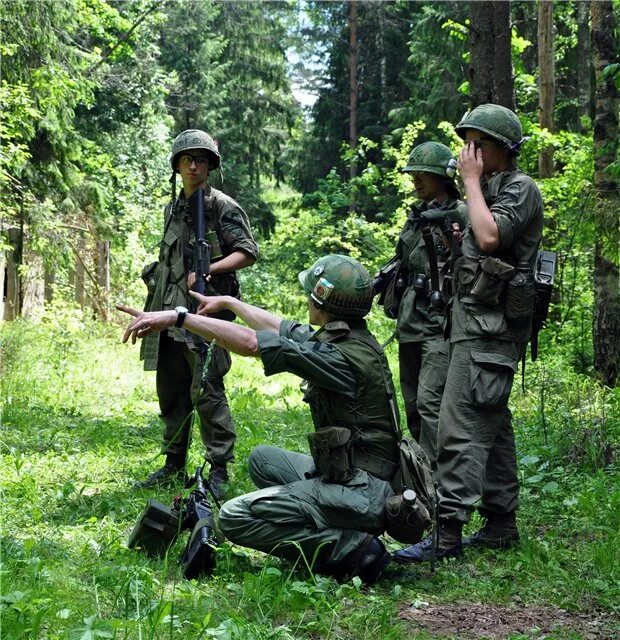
[187,187,212,385]
[128,462,220,580]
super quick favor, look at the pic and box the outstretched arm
[116,304,259,356]
[190,292,283,333]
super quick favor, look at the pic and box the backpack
[385,437,437,544]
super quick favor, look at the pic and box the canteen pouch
[307,426,354,483]
[128,500,181,557]
[504,270,536,326]
[470,256,515,306]
[384,494,430,544]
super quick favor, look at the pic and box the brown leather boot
[462,512,520,550]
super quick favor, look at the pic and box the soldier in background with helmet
[396,142,467,467]
[119,254,401,583]
[136,129,258,496]
[394,104,543,563]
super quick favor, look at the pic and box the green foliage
[1,294,618,638]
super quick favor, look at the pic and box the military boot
[133,454,186,489]
[462,512,520,550]
[207,464,229,500]
[326,535,391,584]
[393,519,463,563]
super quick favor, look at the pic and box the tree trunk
[44,267,55,303]
[469,1,496,107]
[493,0,515,110]
[538,0,555,177]
[96,239,110,321]
[349,0,358,182]
[577,0,592,130]
[21,244,45,321]
[74,237,85,308]
[5,226,22,320]
[0,239,5,322]
[591,0,619,387]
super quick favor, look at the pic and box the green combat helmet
[403,142,457,178]
[298,255,374,319]
[170,129,221,171]
[455,104,523,149]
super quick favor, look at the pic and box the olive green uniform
[437,169,543,522]
[396,198,467,464]
[141,187,258,465]
[218,319,400,571]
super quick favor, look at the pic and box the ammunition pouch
[469,256,515,306]
[308,427,354,483]
[375,257,407,319]
[127,500,181,556]
[384,493,430,544]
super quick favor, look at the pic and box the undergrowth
[1,303,618,640]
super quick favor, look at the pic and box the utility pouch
[307,426,354,483]
[505,270,536,326]
[385,493,430,544]
[470,256,515,306]
[141,261,159,295]
[127,500,181,557]
[375,256,406,319]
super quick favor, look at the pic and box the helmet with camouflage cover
[455,104,523,148]
[403,142,457,178]
[298,255,374,319]
[170,129,221,171]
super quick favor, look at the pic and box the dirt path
[398,601,619,639]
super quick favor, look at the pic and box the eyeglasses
[178,154,210,167]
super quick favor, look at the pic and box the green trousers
[218,445,393,569]
[398,337,450,467]
[156,333,236,465]
[436,338,523,523]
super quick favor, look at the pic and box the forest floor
[1,305,619,639]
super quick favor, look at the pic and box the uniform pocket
[464,303,507,336]
[470,350,518,408]
[206,344,232,378]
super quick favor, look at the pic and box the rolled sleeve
[491,177,542,251]
[220,208,259,259]
[257,321,356,396]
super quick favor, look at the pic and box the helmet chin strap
[170,171,176,201]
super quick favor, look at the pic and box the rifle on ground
[128,461,220,580]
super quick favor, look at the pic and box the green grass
[1,307,619,639]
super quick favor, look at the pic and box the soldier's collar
[323,320,350,332]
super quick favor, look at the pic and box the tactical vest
[303,320,401,480]
[451,169,543,343]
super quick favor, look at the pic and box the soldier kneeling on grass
[118,254,401,583]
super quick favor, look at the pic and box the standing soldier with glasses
[394,105,543,563]
[135,130,258,496]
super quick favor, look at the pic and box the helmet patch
[313,277,334,301]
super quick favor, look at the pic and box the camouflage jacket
[141,186,258,370]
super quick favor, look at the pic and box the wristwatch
[174,306,189,327]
